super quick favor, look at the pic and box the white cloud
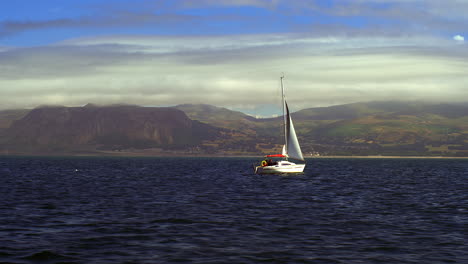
[453,34,464,42]
[1,34,468,111]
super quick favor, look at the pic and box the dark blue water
[0,157,467,263]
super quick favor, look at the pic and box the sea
[0,156,467,264]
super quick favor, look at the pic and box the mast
[280,74,288,158]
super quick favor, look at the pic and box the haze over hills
[1,101,467,156]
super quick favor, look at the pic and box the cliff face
[5,105,217,152]
[0,109,29,131]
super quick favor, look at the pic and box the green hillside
[1,102,467,156]
[174,104,257,131]
[177,101,468,156]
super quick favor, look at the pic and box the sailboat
[254,76,306,174]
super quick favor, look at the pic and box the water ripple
[0,157,467,263]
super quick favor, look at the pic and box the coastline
[1,151,467,159]
[310,155,468,159]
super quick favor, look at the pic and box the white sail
[285,101,304,161]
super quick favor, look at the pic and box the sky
[0,0,467,116]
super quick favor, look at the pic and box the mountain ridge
[1,105,223,154]
[1,101,467,156]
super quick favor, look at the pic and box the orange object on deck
[266,154,286,158]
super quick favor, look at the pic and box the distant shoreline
[1,152,467,159]
[310,155,468,159]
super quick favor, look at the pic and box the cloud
[1,33,468,112]
[0,0,278,40]
[0,19,74,38]
[453,34,465,42]
[0,12,199,39]
[2,0,468,45]
[1,0,468,112]
[274,0,468,35]
[175,0,279,9]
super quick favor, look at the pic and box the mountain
[175,104,254,123]
[293,101,468,120]
[1,105,222,154]
[175,104,257,131]
[294,102,468,156]
[1,101,467,156]
[293,101,403,121]
[176,101,468,156]
[0,109,29,130]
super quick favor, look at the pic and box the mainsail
[280,75,304,161]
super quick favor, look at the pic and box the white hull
[254,161,305,174]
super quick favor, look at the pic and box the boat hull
[254,163,305,174]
